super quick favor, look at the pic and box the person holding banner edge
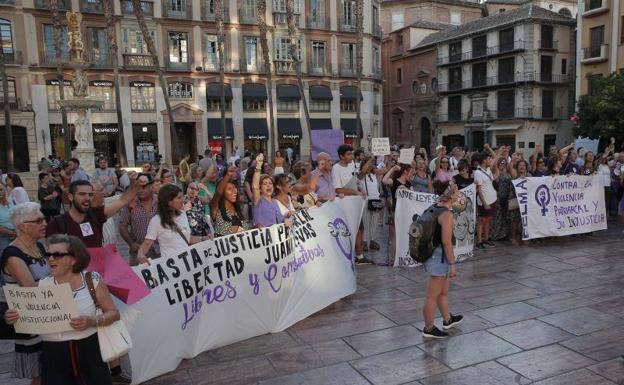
[5,234,119,385]
[421,180,465,339]
[0,202,49,385]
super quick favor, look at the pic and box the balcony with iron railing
[202,4,229,21]
[0,51,23,65]
[239,58,265,73]
[34,0,70,10]
[0,0,15,6]
[308,19,326,29]
[166,57,191,71]
[88,51,113,68]
[239,7,257,23]
[339,64,356,77]
[80,0,103,13]
[392,45,404,56]
[438,72,570,92]
[203,57,232,72]
[340,21,357,32]
[0,97,20,110]
[583,0,609,16]
[163,2,191,19]
[438,40,526,66]
[372,67,382,79]
[436,112,467,123]
[274,59,296,74]
[582,44,608,64]
[538,39,558,50]
[373,24,382,39]
[123,53,155,69]
[122,0,154,16]
[308,64,328,76]
[40,53,70,67]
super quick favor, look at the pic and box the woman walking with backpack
[421,180,466,338]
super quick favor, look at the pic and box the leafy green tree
[576,72,624,143]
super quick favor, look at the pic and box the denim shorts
[423,247,449,277]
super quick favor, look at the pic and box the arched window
[558,8,572,17]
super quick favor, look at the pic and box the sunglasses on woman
[44,252,73,259]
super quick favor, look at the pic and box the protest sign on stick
[3,284,78,334]
[398,148,415,164]
[371,138,390,156]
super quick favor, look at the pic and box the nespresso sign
[46,79,71,86]
[94,127,119,134]
[89,81,114,87]
[130,81,154,88]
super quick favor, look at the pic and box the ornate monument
[58,11,103,174]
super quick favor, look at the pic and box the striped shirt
[119,196,158,243]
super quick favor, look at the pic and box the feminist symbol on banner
[535,185,551,216]
[328,218,353,271]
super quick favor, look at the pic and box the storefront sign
[94,127,119,134]
[248,135,268,140]
[46,79,71,86]
[89,80,114,87]
[130,81,154,88]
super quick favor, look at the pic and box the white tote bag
[86,272,133,362]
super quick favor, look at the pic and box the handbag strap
[173,224,190,246]
[85,271,101,310]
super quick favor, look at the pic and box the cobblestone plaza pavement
[2,223,624,385]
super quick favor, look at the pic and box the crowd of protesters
[0,138,623,384]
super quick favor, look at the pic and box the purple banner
[311,129,344,161]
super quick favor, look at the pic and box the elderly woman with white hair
[0,202,49,385]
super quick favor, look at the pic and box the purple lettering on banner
[263,264,282,294]
[178,280,238,330]
[311,129,344,161]
[327,218,354,271]
[248,273,260,295]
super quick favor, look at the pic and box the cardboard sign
[371,138,391,156]
[87,244,151,305]
[398,148,415,165]
[3,284,78,334]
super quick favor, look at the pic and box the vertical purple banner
[311,129,344,161]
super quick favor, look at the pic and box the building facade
[420,5,576,151]
[577,0,624,99]
[0,0,383,171]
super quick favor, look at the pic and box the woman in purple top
[251,154,284,228]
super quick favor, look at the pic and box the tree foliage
[576,71,624,142]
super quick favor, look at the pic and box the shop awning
[206,83,233,100]
[207,118,234,139]
[310,119,334,130]
[244,118,269,140]
[487,123,523,131]
[277,119,302,139]
[276,84,301,100]
[242,83,268,100]
[309,85,333,100]
[340,86,363,100]
[340,118,361,139]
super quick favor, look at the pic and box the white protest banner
[124,197,364,384]
[3,283,78,334]
[394,185,476,267]
[512,175,607,240]
[398,148,415,164]
[371,138,391,156]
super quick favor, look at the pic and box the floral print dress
[185,196,210,236]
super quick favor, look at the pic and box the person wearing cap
[118,173,158,265]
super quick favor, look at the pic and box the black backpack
[408,205,449,263]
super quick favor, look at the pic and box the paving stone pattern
[2,221,624,384]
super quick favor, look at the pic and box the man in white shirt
[429,145,447,174]
[449,147,465,175]
[332,144,372,265]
